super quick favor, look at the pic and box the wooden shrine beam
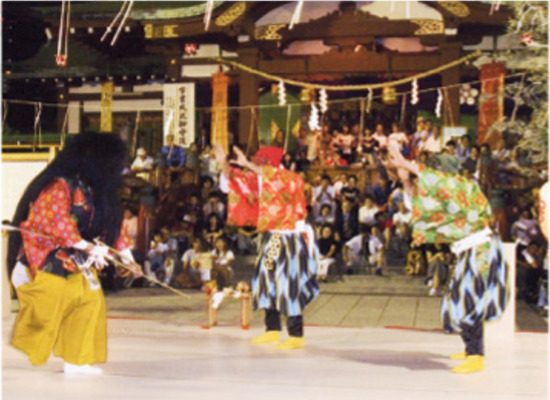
[257,49,454,76]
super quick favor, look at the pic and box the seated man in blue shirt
[161,134,186,186]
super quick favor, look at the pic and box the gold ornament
[382,86,397,105]
[439,2,470,17]
[215,2,246,27]
[411,19,444,35]
[254,24,286,41]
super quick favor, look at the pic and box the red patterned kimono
[225,165,319,318]
[227,166,307,231]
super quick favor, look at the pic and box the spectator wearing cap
[131,147,154,180]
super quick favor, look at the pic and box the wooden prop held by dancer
[0,224,190,300]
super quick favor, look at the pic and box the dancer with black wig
[7,132,142,375]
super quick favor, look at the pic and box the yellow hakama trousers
[11,270,107,366]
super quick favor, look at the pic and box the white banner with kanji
[163,83,195,147]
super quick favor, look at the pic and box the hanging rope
[132,110,141,156]
[60,106,69,146]
[3,72,526,113]
[246,108,257,156]
[212,50,482,92]
[2,100,7,131]
[110,1,133,46]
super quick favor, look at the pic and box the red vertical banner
[477,62,506,147]
[211,70,230,153]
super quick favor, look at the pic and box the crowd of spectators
[117,117,547,315]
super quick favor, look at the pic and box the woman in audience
[211,236,234,290]
[203,212,224,249]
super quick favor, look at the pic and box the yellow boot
[251,331,280,344]
[450,352,467,360]
[451,355,484,374]
[277,336,305,350]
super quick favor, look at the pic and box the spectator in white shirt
[388,122,409,153]
[313,174,336,217]
[343,225,369,274]
[372,123,388,149]
[211,237,235,289]
[368,226,385,276]
[130,147,155,180]
[180,237,209,287]
[358,196,379,227]
[422,125,442,154]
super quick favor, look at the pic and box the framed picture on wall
[442,126,467,145]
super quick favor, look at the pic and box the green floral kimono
[411,166,509,333]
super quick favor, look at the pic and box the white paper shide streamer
[366,88,373,114]
[308,102,320,131]
[410,79,419,105]
[289,0,304,30]
[319,89,328,113]
[204,0,215,31]
[435,88,443,118]
[278,80,286,106]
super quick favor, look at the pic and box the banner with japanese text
[211,71,230,153]
[163,83,195,146]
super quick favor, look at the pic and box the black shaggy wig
[7,131,127,273]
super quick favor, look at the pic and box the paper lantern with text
[382,86,397,105]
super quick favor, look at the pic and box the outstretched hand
[231,146,249,168]
[213,144,227,166]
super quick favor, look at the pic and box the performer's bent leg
[11,272,70,366]
[251,309,281,344]
[278,315,305,350]
[265,309,282,331]
[451,320,484,374]
[461,320,484,356]
[287,315,303,337]
[54,272,107,366]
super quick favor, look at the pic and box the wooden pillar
[238,48,259,153]
[166,55,181,83]
[440,43,461,127]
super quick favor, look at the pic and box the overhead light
[95,76,100,81]
[70,27,75,34]
[88,27,94,34]
[122,75,127,80]
[136,75,141,80]
[124,26,131,32]
[45,28,53,40]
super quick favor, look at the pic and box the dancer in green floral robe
[388,144,509,374]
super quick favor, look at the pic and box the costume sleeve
[411,166,492,246]
[20,178,82,274]
[257,167,307,231]
[226,167,260,227]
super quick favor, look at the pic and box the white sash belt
[450,227,493,255]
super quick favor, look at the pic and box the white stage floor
[2,317,548,400]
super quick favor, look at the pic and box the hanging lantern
[382,86,397,105]
[300,88,315,103]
